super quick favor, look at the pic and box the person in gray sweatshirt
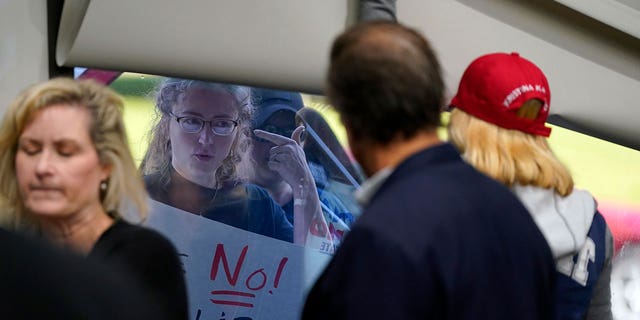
[448,52,613,320]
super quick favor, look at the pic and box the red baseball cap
[450,52,552,136]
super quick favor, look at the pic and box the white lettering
[503,84,547,107]
[554,237,596,286]
[572,237,596,286]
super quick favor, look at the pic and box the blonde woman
[141,78,327,245]
[0,77,188,319]
[448,52,613,320]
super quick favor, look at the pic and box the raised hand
[253,126,312,188]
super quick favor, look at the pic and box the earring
[100,181,108,191]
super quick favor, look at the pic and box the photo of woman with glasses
[141,78,310,244]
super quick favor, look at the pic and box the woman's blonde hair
[448,101,573,196]
[0,77,148,229]
[140,78,252,188]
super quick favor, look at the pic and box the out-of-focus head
[327,21,444,145]
[143,78,251,188]
[0,77,148,229]
[248,88,304,185]
[450,52,552,137]
[250,88,303,131]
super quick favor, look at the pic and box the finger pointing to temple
[254,129,297,146]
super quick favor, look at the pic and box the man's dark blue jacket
[303,143,555,319]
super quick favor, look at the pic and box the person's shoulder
[104,219,178,254]
[388,152,518,206]
[143,172,165,197]
[384,143,482,187]
[317,223,421,283]
[0,228,163,319]
[115,219,171,240]
[361,147,531,239]
[245,183,275,202]
[143,171,161,186]
[245,182,266,194]
[0,228,73,267]
[244,183,289,217]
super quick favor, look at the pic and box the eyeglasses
[170,113,238,136]
[253,124,295,143]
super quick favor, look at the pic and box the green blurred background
[116,73,640,207]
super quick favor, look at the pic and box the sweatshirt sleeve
[358,0,397,22]
[585,224,613,320]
